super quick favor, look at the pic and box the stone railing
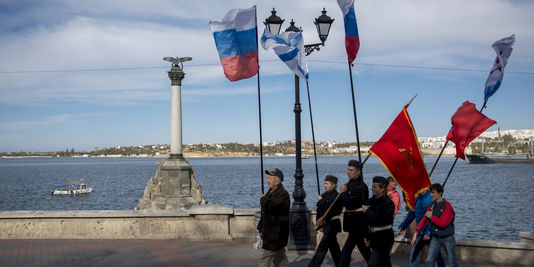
[1,206,532,265]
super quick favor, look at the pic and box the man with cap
[309,175,343,267]
[362,176,395,267]
[258,168,290,267]
[339,159,371,266]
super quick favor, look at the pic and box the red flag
[369,105,430,210]
[446,101,497,160]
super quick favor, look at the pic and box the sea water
[0,156,532,241]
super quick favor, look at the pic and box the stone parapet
[0,209,532,265]
[0,205,232,240]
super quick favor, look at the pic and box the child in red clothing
[386,177,401,218]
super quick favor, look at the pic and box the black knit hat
[372,176,388,186]
[324,175,338,184]
[348,159,362,169]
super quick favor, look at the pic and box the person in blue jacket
[397,188,444,267]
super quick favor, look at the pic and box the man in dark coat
[258,168,290,267]
[309,175,343,267]
[363,176,395,267]
[339,160,371,266]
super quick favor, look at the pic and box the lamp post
[264,8,334,251]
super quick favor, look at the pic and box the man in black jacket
[309,175,343,267]
[258,168,290,267]
[339,159,371,266]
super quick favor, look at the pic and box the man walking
[339,160,371,266]
[258,168,290,267]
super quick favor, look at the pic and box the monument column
[136,57,206,210]
[168,65,184,159]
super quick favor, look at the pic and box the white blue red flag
[484,34,515,105]
[260,29,309,80]
[210,6,258,82]
[337,0,360,64]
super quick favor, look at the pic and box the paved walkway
[0,239,515,267]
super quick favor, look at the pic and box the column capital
[168,66,185,86]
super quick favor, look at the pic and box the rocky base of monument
[136,158,206,210]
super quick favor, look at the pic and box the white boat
[52,181,92,195]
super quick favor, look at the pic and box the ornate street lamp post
[264,8,334,251]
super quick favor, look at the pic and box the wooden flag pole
[305,81,321,195]
[314,153,371,230]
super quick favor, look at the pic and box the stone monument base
[137,157,206,210]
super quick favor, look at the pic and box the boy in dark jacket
[309,175,343,267]
[414,183,458,267]
[363,176,395,267]
[339,160,371,266]
[258,168,290,267]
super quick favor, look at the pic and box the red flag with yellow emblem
[369,104,430,210]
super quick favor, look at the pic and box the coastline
[1,149,468,159]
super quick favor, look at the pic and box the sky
[1,0,534,152]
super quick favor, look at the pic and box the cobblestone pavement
[0,239,514,267]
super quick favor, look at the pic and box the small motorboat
[52,181,92,195]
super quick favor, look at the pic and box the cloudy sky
[1,0,533,152]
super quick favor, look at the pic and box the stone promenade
[0,239,517,267]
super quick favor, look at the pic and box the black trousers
[367,229,394,267]
[308,230,341,267]
[368,246,392,267]
[339,230,371,266]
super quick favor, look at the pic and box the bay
[0,156,532,242]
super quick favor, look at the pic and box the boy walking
[414,183,458,267]
[309,175,343,267]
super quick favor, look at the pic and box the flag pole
[305,81,321,195]
[442,157,459,188]
[254,7,264,194]
[428,140,448,178]
[361,153,371,166]
[257,72,264,194]
[314,152,371,230]
[348,62,362,164]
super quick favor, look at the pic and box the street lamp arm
[304,42,324,56]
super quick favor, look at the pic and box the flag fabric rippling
[484,34,515,105]
[336,0,360,64]
[369,105,430,210]
[260,29,309,80]
[446,101,497,160]
[210,6,258,82]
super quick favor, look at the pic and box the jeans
[409,240,445,267]
[426,236,459,267]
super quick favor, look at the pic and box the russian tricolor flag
[337,0,360,64]
[210,6,259,82]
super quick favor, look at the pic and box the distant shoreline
[1,153,465,159]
